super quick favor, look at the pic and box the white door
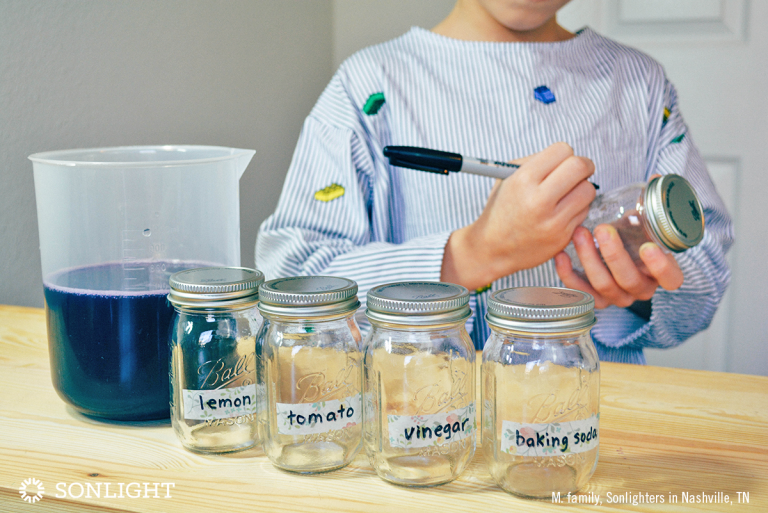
[559,0,768,375]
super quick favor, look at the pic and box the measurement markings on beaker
[122,230,147,291]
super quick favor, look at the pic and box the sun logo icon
[19,477,44,504]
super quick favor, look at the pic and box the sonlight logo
[54,481,175,499]
[19,477,44,503]
[17,478,175,504]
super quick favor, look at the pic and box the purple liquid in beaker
[43,261,207,420]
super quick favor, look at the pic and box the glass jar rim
[365,307,471,326]
[258,300,360,320]
[366,312,472,330]
[485,320,596,337]
[170,298,260,313]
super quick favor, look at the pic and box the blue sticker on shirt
[534,85,556,104]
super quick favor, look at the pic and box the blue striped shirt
[256,27,734,364]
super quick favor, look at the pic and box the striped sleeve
[591,75,734,351]
[255,72,452,311]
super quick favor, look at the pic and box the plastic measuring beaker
[30,145,255,421]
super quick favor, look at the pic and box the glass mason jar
[168,267,265,454]
[564,174,705,277]
[482,287,599,498]
[259,276,363,473]
[364,282,476,487]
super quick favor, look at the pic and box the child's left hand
[554,224,684,310]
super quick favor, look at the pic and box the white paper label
[276,395,362,435]
[387,403,476,449]
[183,384,259,420]
[501,414,599,457]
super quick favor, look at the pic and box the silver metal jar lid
[366,282,471,326]
[486,287,595,333]
[257,276,360,318]
[645,174,705,252]
[168,267,264,309]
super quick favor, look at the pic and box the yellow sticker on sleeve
[314,183,345,202]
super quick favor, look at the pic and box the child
[256,0,733,363]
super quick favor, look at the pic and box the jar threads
[565,174,705,276]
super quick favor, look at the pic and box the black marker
[383,146,599,189]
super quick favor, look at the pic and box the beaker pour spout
[235,149,256,180]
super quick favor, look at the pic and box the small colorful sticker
[662,106,671,127]
[476,283,491,294]
[534,85,556,104]
[314,183,345,202]
[671,133,686,144]
[363,92,386,115]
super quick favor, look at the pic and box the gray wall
[0,0,333,307]
[0,0,456,308]
[333,0,454,67]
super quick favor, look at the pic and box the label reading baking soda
[388,403,476,449]
[276,395,362,435]
[183,384,260,420]
[501,414,599,457]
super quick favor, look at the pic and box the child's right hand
[441,142,596,290]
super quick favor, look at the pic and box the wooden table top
[0,304,765,512]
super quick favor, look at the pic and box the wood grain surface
[0,305,765,512]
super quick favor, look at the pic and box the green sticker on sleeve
[363,92,386,115]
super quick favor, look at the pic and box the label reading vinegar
[501,414,599,457]
[388,403,476,449]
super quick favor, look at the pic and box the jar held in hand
[564,174,705,277]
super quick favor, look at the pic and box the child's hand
[442,142,596,290]
[554,224,684,310]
